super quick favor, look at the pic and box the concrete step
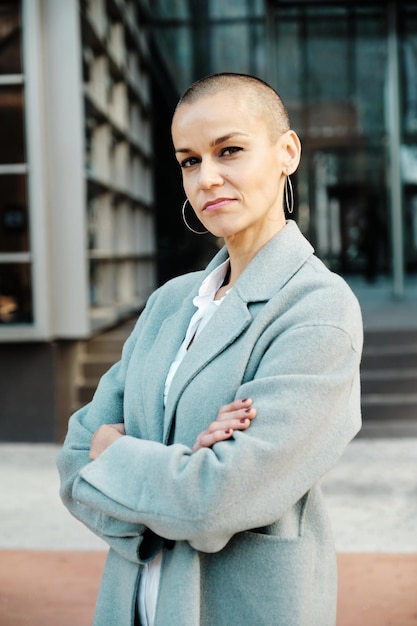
[85,319,136,356]
[358,418,417,438]
[363,330,417,347]
[361,369,417,394]
[362,327,417,370]
[81,354,119,379]
[85,337,126,356]
[361,346,417,370]
[361,331,417,427]
[73,319,136,409]
[361,393,417,421]
[77,379,99,406]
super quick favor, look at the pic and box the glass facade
[0,174,29,252]
[402,3,417,276]
[270,3,389,280]
[151,0,266,93]
[0,85,25,163]
[0,1,22,73]
[150,0,417,293]
[1,0,415,328]
[150,0,268,283]
[0,0,33,325]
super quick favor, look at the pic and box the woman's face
[171,91,296,245]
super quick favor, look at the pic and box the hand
[89,423,125,460]
[192,398,256,452]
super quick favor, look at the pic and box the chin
[206,220,245,239]
[211,229,240,240]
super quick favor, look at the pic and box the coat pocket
[199,489,337,626]
[201,529,320,625]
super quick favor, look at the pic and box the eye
[220,146,243,157]
[221,146,243,156]
[180,156,200,169]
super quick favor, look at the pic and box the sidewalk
[1,440,417,625]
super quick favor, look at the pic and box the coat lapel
[161,221,314,441]
[140,294,196,442]
[140,248,230,441]
[163,290,252,439]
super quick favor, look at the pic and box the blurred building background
[0,0,416,442]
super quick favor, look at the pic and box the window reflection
[403,38,417,135]
[401,4,417,272]
[0,2,22,74]
[0,175,29,252]
[209,0,263,18]
[402,5,417,136]
[271,3,389,279]
[0,263,32,324]
[151,0,266,94]
[211,23,250,72]
[0,86,26,164]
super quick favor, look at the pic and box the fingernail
[239,418,247,424]
[245,408,252,413]
[241,398,249,403]
[225,429,232,434]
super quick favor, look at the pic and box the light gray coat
[57,221,363,626]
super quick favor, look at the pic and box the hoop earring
[284,175,294,215]
[181,199,208,234]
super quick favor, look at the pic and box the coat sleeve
[70,309,363,554]
[56,291,162,564]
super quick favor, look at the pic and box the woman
[57,73,363,626]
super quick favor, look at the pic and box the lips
[202,198,234,212]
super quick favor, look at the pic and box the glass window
[271,3,388,280]
[401,3,417,272]
[211,23,250,72]
[305,8,349,103]
[153,0,190,19]
[402,5,417,136]
[150,23,192,92]
[0,85,26,163]
[0,1,22,74]
[151,0,266,95]
[355,10,386,138]
[0,262,33,324]
[0,174,29,252]
[274,18,301,124]
[0,1,33,326]
[276,5,386,141]
[210,0,261,19]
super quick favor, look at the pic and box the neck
[223,215,287,289]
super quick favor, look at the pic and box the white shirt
[138,258,231,626]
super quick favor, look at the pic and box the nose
[198,158,223,189]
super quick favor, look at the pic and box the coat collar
[162,221,314,440]
[201,220,314,303]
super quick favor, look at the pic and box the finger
[193,428,234,452]
[110,423,125,434]
[89,425,123,460]
[208,407,256,432]
[193,409,257,452]
[217,398,253,419]
[216,413,255,431]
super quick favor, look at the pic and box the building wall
[151,0,417,291]
[0,343,56,441]
[0,0,156,441]
[1,0,416,441]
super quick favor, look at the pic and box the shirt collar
[198,257,230,299]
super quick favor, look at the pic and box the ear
[281,130,301,175]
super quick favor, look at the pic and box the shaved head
[174,73,290,142]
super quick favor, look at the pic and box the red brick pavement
[0,551,416,625]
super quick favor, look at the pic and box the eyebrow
[175,132,249,154]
